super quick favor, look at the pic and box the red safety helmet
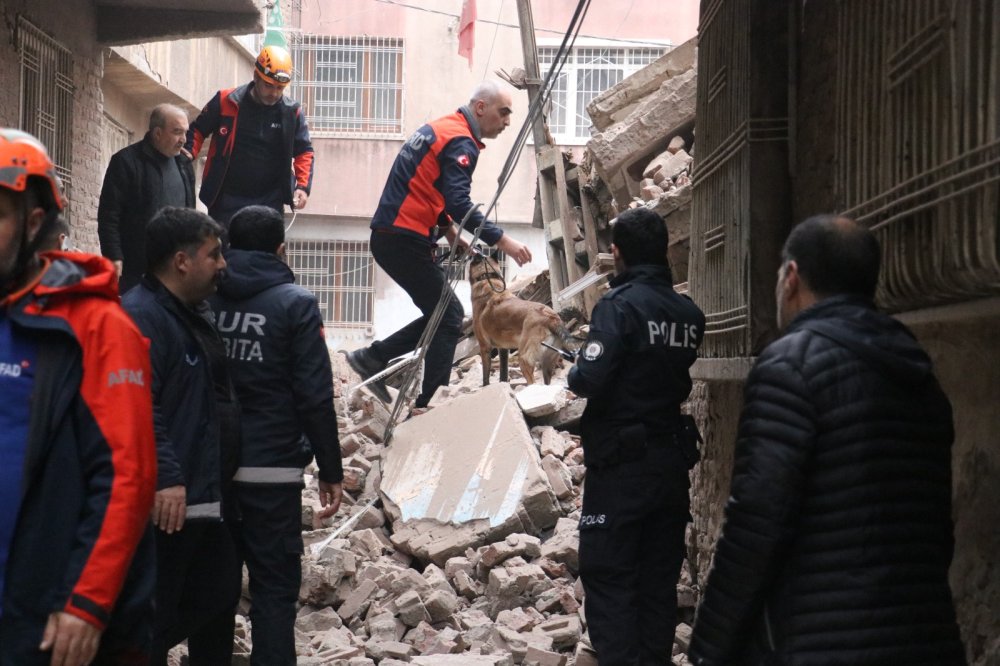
[0,129,64,212]
[255,45,293,86]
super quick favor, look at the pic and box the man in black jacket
[122,207,242,665]
[98,104,195,293]
[209,205,343,665]
[688,215,966,666]
[568,208,705,665]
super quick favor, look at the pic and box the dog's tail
[540,320,578,384]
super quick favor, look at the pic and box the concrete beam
[96,5,261,46]
[587,37,698,132]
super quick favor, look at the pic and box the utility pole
[515,0,548,150]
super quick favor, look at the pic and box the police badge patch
[582,341,604,361]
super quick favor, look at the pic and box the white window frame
[291,36,404,138]
[285,239,375,329]
[537,39,670,146]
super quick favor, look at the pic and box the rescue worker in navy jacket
[209,205,344,665]
[98,103,195,292]
[346,81,532,409]
[186,46,314,228]
[688,216,965,666]
[0,129,157,665]
[568,207,705,665]
[122,207,242,665]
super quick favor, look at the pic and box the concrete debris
[233,343,704,664]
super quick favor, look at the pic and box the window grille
[538,44,665,144]
[101,113,132,170]
[291,36,404,136]
[17,18,74,204]
[285,239,374,328]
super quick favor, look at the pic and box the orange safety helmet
[0,129,64,211]
[255,45,293,86]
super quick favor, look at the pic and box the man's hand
[316,481,343,521]
[495,235,533,266]
[152,485,186,534]
[293,189,309,210]
[40,612,101,666]
[113,260,123,279]
[443,225,471,252]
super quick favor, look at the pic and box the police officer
[568,207,705,665]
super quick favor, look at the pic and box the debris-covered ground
[202,342,698,665]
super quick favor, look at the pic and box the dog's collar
[470,272,502,284]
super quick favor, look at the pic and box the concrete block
[393,589,430,627]
[515,383,567,417]
[424,588,460,623]
[338,579,378,621]
[532,426,569,459]
[411,655,513,666]
[524,646,568,666]
[539,527,580,573]
[674,622,693,652]
[380,384,560,565]
[587,37,697,131]
[445,556,475,580]
[423,562,453,593]
[525,398,586,433]
[532,615,581,650]
[480,533,543,569]
[365,640,413,661]
[588,68,698,205]
[453,569,482,600]
[295,606,343,634]
[540,455,574,500]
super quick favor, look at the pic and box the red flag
[458,0,476,68]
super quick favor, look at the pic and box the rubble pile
[253,352,699,666]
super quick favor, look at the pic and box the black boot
[343,348,391,403]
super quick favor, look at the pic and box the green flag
[263,2,288,49]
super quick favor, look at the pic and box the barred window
[538,45,666,144]
[101,113,132,170]
[18,18,74,205]
[292,36,403,136]
[286,239,375,328]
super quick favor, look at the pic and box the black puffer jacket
[689,296,965,666]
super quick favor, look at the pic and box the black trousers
[151,521,241,666]
[578,445,691,666]
[233,484,303,666]
[368,230,464,407]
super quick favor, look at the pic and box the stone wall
[685,379,743,584]
[906,307,1000,666]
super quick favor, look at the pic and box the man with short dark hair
[122,207,242,665]
[186,45,314,228]
[346,81,532,408]
[688,215,966,666]
[0,129,157,664]
[99,103,195,292]
[209,205,343,665]
[568,207,705,664]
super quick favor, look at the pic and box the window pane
[293,37,403,135]
[286,239,374,327]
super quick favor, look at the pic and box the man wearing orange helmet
[186,45,314,230]
[0,129,157,664]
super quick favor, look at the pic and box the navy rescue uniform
[209,248,343,666]
[567,264,705,666]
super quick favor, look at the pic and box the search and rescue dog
[468,252,574,386]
